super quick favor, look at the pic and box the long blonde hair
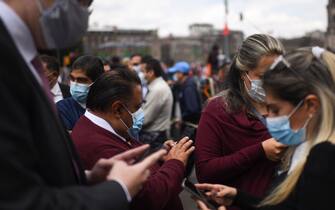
[260,48,335,206]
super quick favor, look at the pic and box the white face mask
[245,74,266,103]
[36,0,90,49]
[132,65,141,73]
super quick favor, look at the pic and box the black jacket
[178,77,202,124]
[0,19,128,210]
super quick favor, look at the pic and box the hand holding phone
[182,179,221,210]
[135,144,168,164]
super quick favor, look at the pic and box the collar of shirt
[288,141,308,174]
[0,1,41,84]
[84,110,128,143]
[148,76,164,91]
[78,102,87,109]
[51,83,63,103]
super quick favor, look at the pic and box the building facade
[83,24,243,64]
[160,24,244,64]
[83,28,161,58]
[327,0,335,49]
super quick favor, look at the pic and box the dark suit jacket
[0,19,129,210]
[59,82,71,98]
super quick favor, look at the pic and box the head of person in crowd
[260,47,335,206]
[225,34,284,112]
[101,58,111,72]
[164,58,175,69]
[40,54,60,89]
[70,55,104,104]
[142,58,164,84]
[129,53,142,72]
[168,61,190,83]
[109,55,122,70]
[217,61,231,81]
[86,68,144,140]
[207,44,220,73]
[8,0,93,50]
[140,55,154,69]
[122,57,130,67]
[111,55,121,65]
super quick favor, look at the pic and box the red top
[195,97,277,209]
[71,116,185,210]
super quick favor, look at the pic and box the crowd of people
[0,0,334,210]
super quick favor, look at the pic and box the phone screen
[182,179,220,209]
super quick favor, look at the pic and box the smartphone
[135,144,167,164]
[182,179,220,209]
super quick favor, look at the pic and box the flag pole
[223,0,230,60]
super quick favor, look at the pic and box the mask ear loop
[119,104,133,129]
[121,104,134,117]
[245,72,252,82]
[119,117,130,130]
[288,100,304,118]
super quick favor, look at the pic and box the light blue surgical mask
[266,100,310,146]
[173,74,178,82]
[70,81,90,104]
[36,0,89,49]
[245,74,266,103]
[120,106,145,140]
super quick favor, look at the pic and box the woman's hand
[262,138,288,161]
[195,183,237,207]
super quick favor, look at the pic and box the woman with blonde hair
[195,34,286,210]
[195,47,335,210]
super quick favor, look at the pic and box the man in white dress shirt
[40,54,71,103]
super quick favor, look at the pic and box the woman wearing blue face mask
[195,34,286,210]
[195,47,335,210]
[71,68,195,210]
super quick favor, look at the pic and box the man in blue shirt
[169,61,202,125]
[57,55,104,130]
[169,61,202,176]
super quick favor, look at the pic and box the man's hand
[86,144,151,184]
[164,136,195,166]
[107,149,167,197]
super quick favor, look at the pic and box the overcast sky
[89,0,328,38]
